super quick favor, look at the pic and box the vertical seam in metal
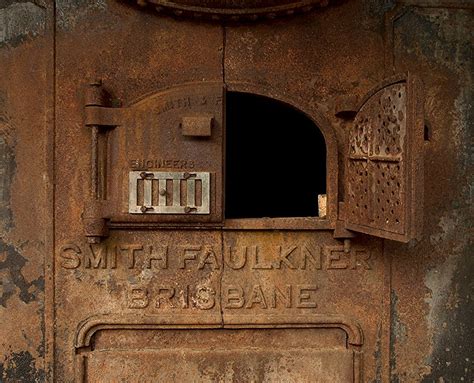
[222,24,226,86]
[385,239,393,382]
[384,5,410,77]
[50,1,57,380]
[39,0,58,377]
[220,23,226,328]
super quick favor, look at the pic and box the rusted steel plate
[0,2,54,381]
[221,230,385,380]
[60,231,382,381]
[55,8,225,380]
[58,231,223,379]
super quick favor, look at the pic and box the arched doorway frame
[225,81,339,229]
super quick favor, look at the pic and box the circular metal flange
[132,0,331,21]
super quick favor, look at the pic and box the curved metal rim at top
[75,313,364,348]
[132,0,332,20]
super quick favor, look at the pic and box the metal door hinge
[83,80,123,243]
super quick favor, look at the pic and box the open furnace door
[344,74,424,242]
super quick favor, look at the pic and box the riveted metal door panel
[345,74,424,242]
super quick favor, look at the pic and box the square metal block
[181,115,214,137]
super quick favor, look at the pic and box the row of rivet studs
[134,1,329,21]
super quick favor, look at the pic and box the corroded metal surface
[83,327,353,382]
[0,1,472,382]
[64,231,376,382]
[345,74,424,242]
[0,1,53,381]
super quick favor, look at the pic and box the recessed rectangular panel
[86,349,354,383]
[85,328,353,383]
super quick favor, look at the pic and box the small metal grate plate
[129,171,210,214]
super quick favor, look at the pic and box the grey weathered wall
[389,4,473,382]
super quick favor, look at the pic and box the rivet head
[89,79,102,86]
[140,172,154,179]
[159,189,167,196]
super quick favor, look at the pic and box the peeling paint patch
[391,292,407,343]
[0,350,45,382]
[424,252,457,334]
[429,214,458,245]
[393,7,473,380]
[390,290,408,382]
[0,241,44,307]
[365,0,395,18]
[0,134,15,232]
[422,212,473,382]
[0,2,45,46]
[397,9,473,74]
[57,0,107,30]
[422,246,474,382]
[372,322,382,383]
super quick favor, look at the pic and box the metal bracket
[334,95,359,119]
[334,202,356,252]
[181,115,213,137]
